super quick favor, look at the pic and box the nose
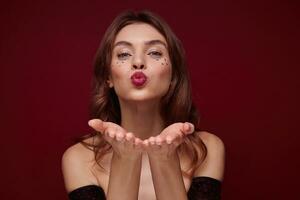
[132,63,145,70]
[132,54,146,70]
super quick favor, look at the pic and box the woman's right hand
[88,119,143,159]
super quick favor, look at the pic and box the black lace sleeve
[187,176,222,200]
[68,177,221,200]
[68,185,106,200]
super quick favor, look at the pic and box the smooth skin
[62,23,225,200]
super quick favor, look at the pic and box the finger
[155,136,163,146]
[134,138,143,149]
[88,119,104,132]
[88,119,110,134]
[116,131,125,142]
[165,134,181,145]
[125,132,134,142]
[115,124,126,133]
[104,135,113,144]
[160,122,185,137]
[103,128,115,144]
[166,136,173,144]
[146,136,160,151]
[149,137,156,145]
[182,122,194,134]
[188,123,195,133]
[143,139,150,147]
[172,133,184,146]
[124,132,135,148]
[107,127,116,139]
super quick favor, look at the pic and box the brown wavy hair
[75,10,207,178]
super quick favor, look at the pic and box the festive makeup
[108,23,172,102]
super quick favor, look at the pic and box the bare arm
[143,122,194,200]
[148,150,187,200]
[106,152,141,200]
[145,126,226,200]
[62,119,144,200]
[88,119,143,200]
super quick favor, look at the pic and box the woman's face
[109,23,172,103]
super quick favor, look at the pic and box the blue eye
[148,51,162,58]
[117,52,131,59]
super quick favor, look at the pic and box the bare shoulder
[194,131,226,181]
[61,137,99,192]
[198,131,225,150]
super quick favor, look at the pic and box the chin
[124,95,157,102]
[120,92,164,103]
[116,87,169,102]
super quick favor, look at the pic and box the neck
[119,99,164,140]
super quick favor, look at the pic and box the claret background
[1,0,299,199]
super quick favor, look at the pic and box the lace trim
[68,176,222,200]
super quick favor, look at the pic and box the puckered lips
[130,71,147,87]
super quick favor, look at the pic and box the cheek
[160,57,170,67]
[149,57,172,80]
[110,61,130,81]
[155,66,172,97]
[159,64,172,81]
[148,61,172,96]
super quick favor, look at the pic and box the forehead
[114,23,167,46]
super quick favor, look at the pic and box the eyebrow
[145,40,167,48]
[113,39,167,49]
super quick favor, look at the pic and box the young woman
[62,10,225,200]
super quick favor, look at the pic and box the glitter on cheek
[115,61,121,67]
[160,57,169,66]
[115,60,123,66]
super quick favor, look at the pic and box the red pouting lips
[130,71,147,87]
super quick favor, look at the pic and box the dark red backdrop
[1,0,299,199]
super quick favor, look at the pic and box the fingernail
[88,120,95,126]
[166,136,172,144]
[88,119,102,126]
[189,123,194,132]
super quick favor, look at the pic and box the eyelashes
[148,51,162,58]
[117,52,131,60]
[116,51,163,60]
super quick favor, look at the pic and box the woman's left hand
[142,122,194,159]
